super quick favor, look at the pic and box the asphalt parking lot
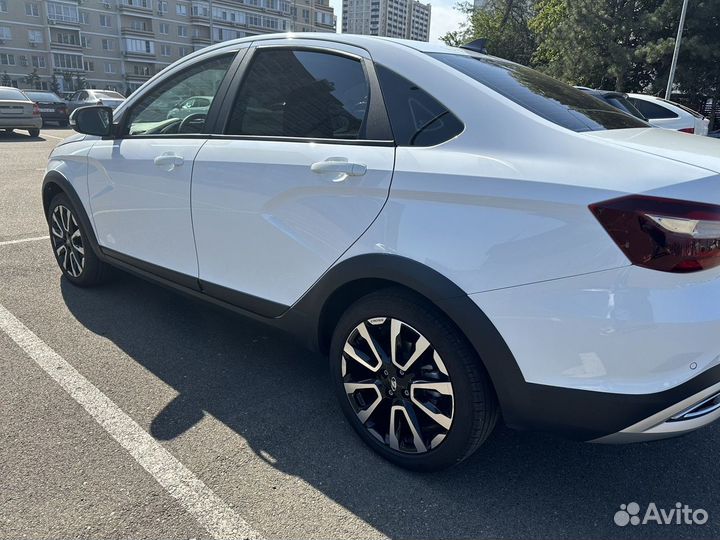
[1,127,720,540]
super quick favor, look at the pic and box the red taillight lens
[32,103,40,116]
[679,127,695,134]
[590,195,720,273]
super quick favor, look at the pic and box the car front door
[86,49,244,282]
[191,41,395,314]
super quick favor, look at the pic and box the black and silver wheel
[330,289,498,471]
[48,193,108,286]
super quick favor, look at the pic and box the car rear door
[191,39,395,314]
[86,48,247,282]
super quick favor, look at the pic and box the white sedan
[0,86,42,137]
[47,34,720,470]
[627,93,710,135]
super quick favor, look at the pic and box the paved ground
[1,127,719,540]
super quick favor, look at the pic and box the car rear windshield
[429,52,648,132]
[95,91,124,99]
[0,88,29,101]
[25,91,61,102]
[605,95,647,121]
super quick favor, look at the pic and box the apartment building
[341,0,431,42]
[0,0,336,95]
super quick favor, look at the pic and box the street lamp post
[665,0,690,99]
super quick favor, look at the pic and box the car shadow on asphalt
[0,131,50,142]
[60,272,720,540]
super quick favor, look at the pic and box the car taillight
[679,127,695,134]
[32,103,40,116]
[590,195,720,273]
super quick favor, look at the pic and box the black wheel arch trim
[42,171,102,259]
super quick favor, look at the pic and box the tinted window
[431,52,647,132]
[604,96,647,121]
[24,91,62,102]
[376,65,463,146]
[125,53,233,135]
[629,98,680,119]
[0,88,28,100]
[226,49,369,139]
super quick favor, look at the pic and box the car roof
[187,32,463,59]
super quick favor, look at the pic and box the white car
[0,86,42,137]
[46,34,720,471]
[627,93,710,135]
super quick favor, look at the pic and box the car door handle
[154,153,184,168]
[310,158,367,180]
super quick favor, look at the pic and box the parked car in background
[0,86,42,137]
[627,93,709,135]
[167,96,214,120]
[67,90,125,114]
[23,91,69,127]
[576,88,648,121]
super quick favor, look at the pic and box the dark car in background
[576,87,649,121]
[23,91,69,127]
[67,90,125,114]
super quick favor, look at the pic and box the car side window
[226,48,369,140]
[629,98,679,119]
[375,64,463,146]
[124,53,234,136]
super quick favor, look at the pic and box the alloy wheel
[341,317,455,453]
[50,205,85,278]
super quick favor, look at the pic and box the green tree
[49,74,61,95]
[24,68,41,89]
[1,71,11,86]
[530,0,666,91]
[638,0,720,129]
[442,0,537,65]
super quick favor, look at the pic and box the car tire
[29,128,40,137]
[59,120,69,128]
[48,193,109,287]
[330,288,498,471]
[4,128,13,133]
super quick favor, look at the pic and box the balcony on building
[47,0,80,26]
[191,26,211,46]
[119,0,154,14]
[121,15,155,37]
[50,28,83,51]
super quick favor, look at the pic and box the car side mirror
[71,106,113,137]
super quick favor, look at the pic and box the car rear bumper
[470,264,720,440]
[0,117,42,129]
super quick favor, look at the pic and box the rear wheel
[28,128,40,137]
[330,289,498,471]
[48,193,108,286]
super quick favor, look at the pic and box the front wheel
[28,128,40,137]
[48,193,108,286]
[330,289,498,471]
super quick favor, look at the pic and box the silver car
[0,86,42,137]
[166,95,214,120]
[67,89,125,114]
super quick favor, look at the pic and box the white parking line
[0,303,262,540]
[0,235,49,247]
[42,133,65,140]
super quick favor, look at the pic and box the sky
[326,0,467,43]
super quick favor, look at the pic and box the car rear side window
[225,49,369,140]
[628,98,680,119]
[430,52,648,132]
[375,64,463,146]
[0,88,28,100]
